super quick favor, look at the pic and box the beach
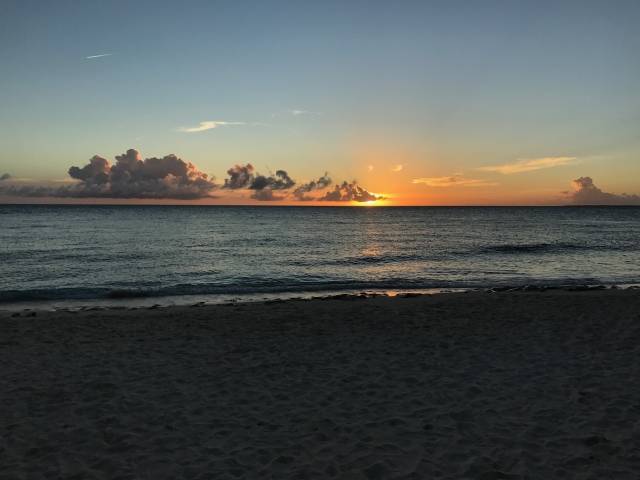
[1,289,639,479]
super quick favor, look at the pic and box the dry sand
[1,290,639,479]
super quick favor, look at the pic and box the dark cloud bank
[318,181,385,202]
[293,173,332,201]
[221,163,379,202]
[0,151,382,202]
[0,150,217,200]
[222,164,296,201]
[571,177,640,205]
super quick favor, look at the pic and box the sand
[1,289,639,479]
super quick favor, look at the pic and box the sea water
[1,205,639,309]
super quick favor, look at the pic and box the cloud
[68,155,111,182]
[390,164,403,172]
[0,174,11,181]
[86,53,112,59]
[317,181,385,202]
[478,157,578,174]
[412,173,498,187]
[249,170,295,191]
[221,165,295,200]
[0,149,218,199]
[249,188,286,201]
[289,110,322,116]
[178,121,245,133]
[0,185,60,197]
[292,173,332,201]
[367,166,373,173]
[571,177,640,205]
[222,164,254,189]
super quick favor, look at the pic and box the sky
[1,0,639,205]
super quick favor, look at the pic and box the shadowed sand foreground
[1,290,639,479]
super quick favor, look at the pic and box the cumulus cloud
[412,173,498,187]
[390,164,403,172]
[317,181,384,202]
[223,164,254,189]
[250,170,295,191]
[0,149,218,199]
[68,155,111,183]
[178,121,245,132]
[249,188,286,201]
[571,177,640,205]
[478,157,578,174]
[0,151,388,204]
[292,173,332,201]
[220,165,297,201]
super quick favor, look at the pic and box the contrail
[87,53,113,59]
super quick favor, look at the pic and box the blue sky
[1,0,639,204]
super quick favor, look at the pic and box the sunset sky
[1,0,639,205]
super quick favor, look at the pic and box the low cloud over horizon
[317,181,385,202]
[0,150,381,203]
[293,174,332,201]
[0,150,217,199]
[571,177,640,205]
[221,164,296,201]
[4,154,640,205]
[222,164,376,202]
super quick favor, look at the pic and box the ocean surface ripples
[1,205,639,306]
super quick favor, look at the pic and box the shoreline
[1,282,639,313]
[1,289,639,478]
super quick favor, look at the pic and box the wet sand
[1,290,639,479]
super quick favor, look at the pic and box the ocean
[1,205,639,309]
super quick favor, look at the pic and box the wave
[1,276,638,304]
[107,289,151,299]
[286,253,419,267]
[283,242,639,266]
[477,242,617,255]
